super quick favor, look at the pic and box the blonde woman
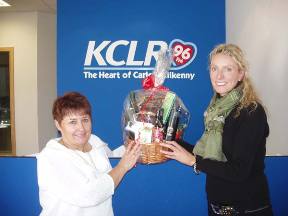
[161,44,273,215]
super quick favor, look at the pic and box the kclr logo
[84,39,197,70]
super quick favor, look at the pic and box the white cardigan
[37,134,115,216]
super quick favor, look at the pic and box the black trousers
[208,202,273,216]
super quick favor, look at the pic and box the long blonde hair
[209,44,261,116]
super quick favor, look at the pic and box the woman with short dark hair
[37,92,140,216]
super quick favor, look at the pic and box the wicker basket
[125,140,169,164]
[139,142,169,164]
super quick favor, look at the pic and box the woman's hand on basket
[109,141,141,189]
[160,141,195,166]
[118,141,141,172]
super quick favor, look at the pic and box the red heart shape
[171,42,195,66]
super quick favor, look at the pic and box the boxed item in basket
[122,50,190,164]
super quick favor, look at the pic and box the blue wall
[57,0,225,149]
[0,157,40,216]
[0,157,287,216]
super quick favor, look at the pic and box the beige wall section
[37,12,57,151]
[226,0,288,155]
[0,12,38,155]
[0,12,56,155]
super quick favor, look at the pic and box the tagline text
[83,71,195,80]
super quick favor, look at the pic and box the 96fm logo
[84,39,197,71]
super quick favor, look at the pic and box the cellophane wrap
[122,90,190,164]
[122,50,190,164]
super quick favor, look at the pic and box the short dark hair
[52,92,92,123]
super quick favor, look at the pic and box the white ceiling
[0,0,56,13]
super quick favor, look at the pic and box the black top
[179,103,271,208]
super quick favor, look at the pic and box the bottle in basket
[165,106,181,141]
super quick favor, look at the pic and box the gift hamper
[122,50,190,164]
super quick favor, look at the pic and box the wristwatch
[193,162,200,175]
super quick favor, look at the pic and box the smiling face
[55,111,92,151]
[210,53,245,96]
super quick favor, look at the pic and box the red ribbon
[142,74,155,90]
[142,74,169,91]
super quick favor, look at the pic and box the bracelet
[193,162,200,175]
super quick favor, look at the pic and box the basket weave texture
[139,142,169,164]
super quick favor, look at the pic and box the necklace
[74,150,97,170]
[59,139,96,169]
